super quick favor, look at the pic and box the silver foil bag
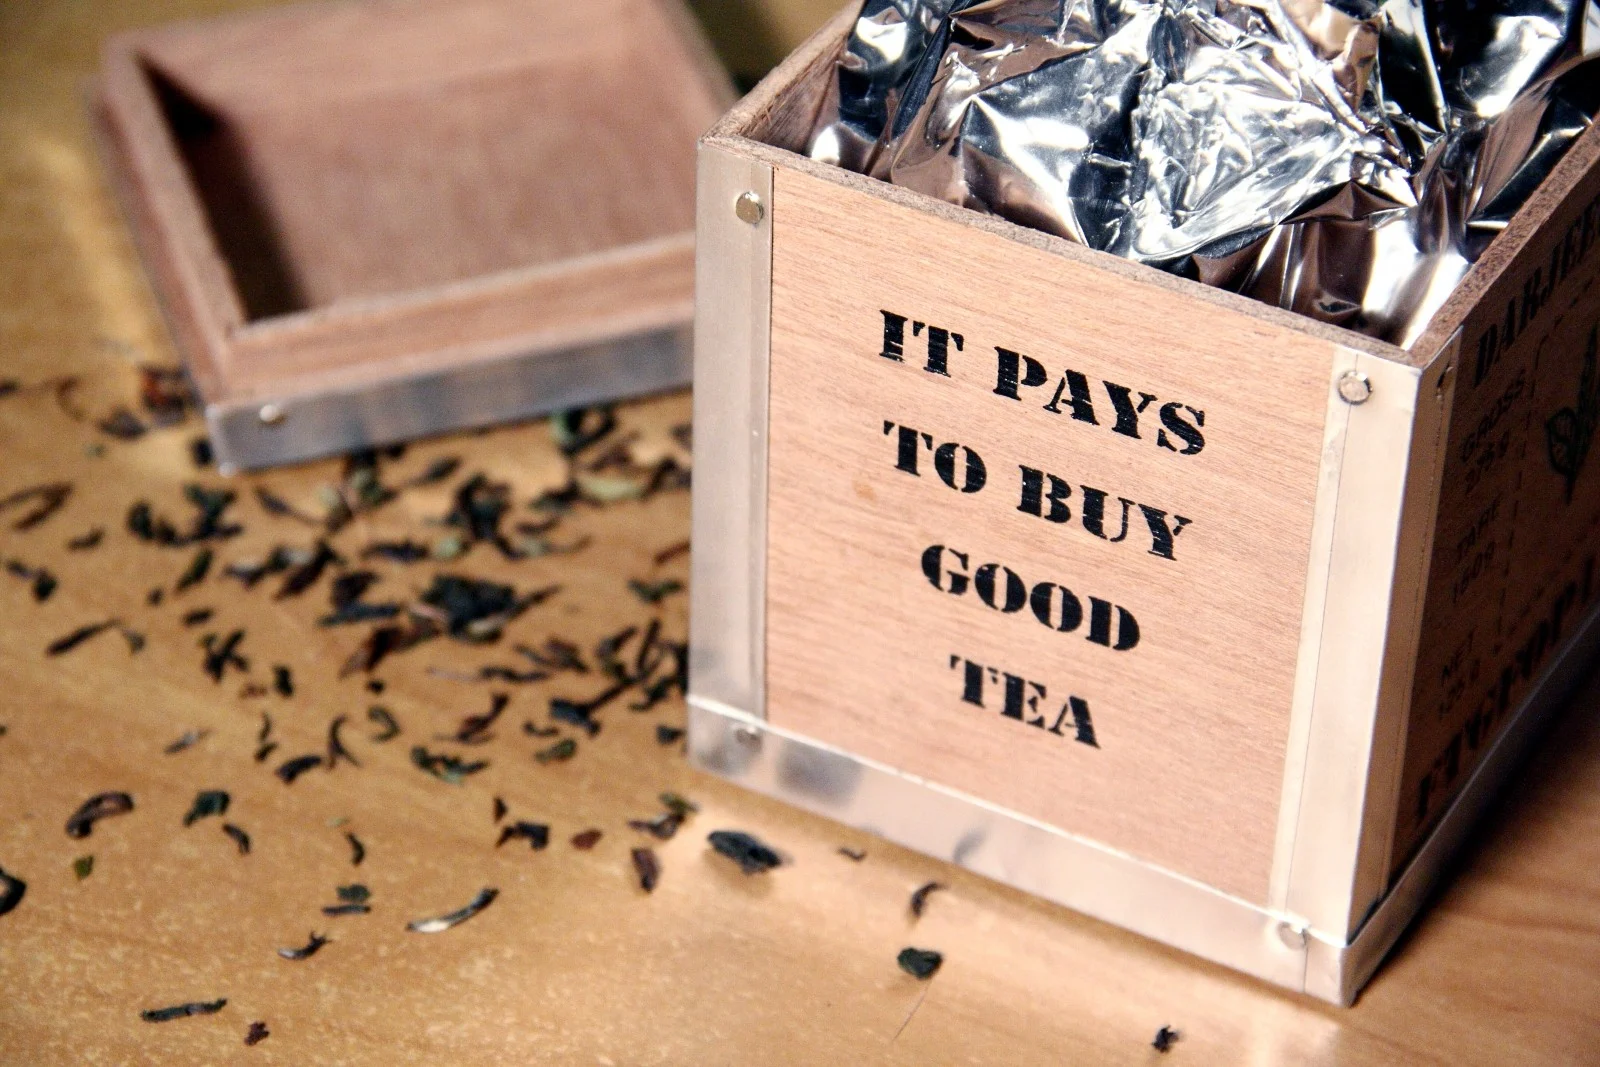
[806,0,1600,346]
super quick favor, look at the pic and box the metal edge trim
[687,697,1318,997]
[204,324,690,472]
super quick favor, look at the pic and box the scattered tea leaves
[254,486,319,525]
[367,706,401,742]
[838,847,867,862]
[338,615,440,676]
[141,999,226,1022]
[897,947,943,980]
[275,540,339,599]
[418,575,557,641]
[72,855,93,880]
[405,455,461,487]
[277,931,330,961]
[174,547,212,593]
[222,823,251,855]
[0,865,24,916]
[6,558,57,601]
[627,578,683,605]
[410,746,486,784]
[708,830,782,874]
[406,887,498,933]
[571,829,602,850]
[1152,1026,1180,1053]
[46,618,119,657]
[346,832,366,866]
[337,883,370,904]
[272,665,293,697]
[66,792,134,838]
[534,738,577,764]
[244,1021,269,1046]
[200,629,248,682]
[492,797,508,823]
[326,716,360,769]
[224,546,300,588]
[909,881,944,919]
[0,481,72,531]
[183,790,230,826]
[659,792,698,818]
[552,406,616,456]
[628,813,684,841]
[445,693,507,745]
[655,725,685,746]
[360,539,431,564]
[631,847,661,893]
[322,903,370,917]
[181,607,214,627]
[275,754,323,784]
[496,821,550,850]
[66,527,104,551]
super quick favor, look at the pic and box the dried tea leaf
[336,883,370,904]
[0,864,24,916]
[222,823,251,855]
[367,679,386,694]
[346,832,366,866]
[551,406,616,456]
[655,725,685,746]
[181,608,214,627]
[534,738,577,764]
[571,829,602,850]
[6,558,57,602]
[272,665,293,697]
[147,587,164,606]
[254,486,319,525]
[97,407,147,440]
[897,947,943,980]
[322,903,370,916]
[627,578,683,605]
[360,539,431,564]
[66,528,104,551]
[338,616,440,677]
[493,797,508,823]
[66,792,134,838]
[909,881,944,919]
[432,534,465,560]
[190,437,213,468]
[118,625,146,654]
[244,1021,269,1046]
[0,481,72,531]
[224,546,300,588]
[631,847,660,893]
[838,847,867,862]
[410,746,487,784]
[277,931,330,961]
[522,721,559,737]
[444,693,507,745]
[183,790,229,827]
[72,855,93,880]
[653,540,691,566]
[707,830,782,874]
[405,456,461,486]
[275,540,339,600]
[367,706,401,742]
[200,629,249,682]
[275,754,323,784]
[419,575,556,641]
[515,638,587,674]
[175,547,212,592]
[1152,1026,1180,1053]
[141,999,226,1022]
[628,813,684,841]
[138,365,193,425]
[46,619,120,657]
[329,571,377,610]
[576,474,643,504]
[659,792,698,818]
[406,887,498,933]
[496,821,550,850]
[326,716,360,769]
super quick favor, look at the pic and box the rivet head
[1337,371,1372,405]
[734,191,765,225]
[1277,921,1308,951]
[257,402,286,426]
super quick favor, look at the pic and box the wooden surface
[3,1,1600,1063]
[763,163,1334,903]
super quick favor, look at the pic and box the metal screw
[734,191,765,225]
[257,402,286,426]
[1277,921,1308,951]
[1337,371,1372,405]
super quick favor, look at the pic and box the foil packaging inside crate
[687,0,1600,1004]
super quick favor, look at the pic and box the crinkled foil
[806,0,1600,346]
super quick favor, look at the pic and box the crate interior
[133,0,723,320]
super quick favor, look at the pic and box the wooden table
[2,2,1598,1062]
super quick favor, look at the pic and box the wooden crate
[94,0,732,471]
[686,5,1600,1005]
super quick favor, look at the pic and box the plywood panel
[763,166,1336,902]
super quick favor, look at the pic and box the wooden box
[686,6,1600,1005]
[95,0,732,471]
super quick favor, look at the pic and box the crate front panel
[1397,147,1600,871]
[762,167,1338,902]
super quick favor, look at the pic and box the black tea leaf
[897,947,943,980]
[406,887,498,933]
[707,830,782,875]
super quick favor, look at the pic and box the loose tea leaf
[360,540,431,564]
[628,813,684,841]
[275,540,339,600]
[1152,1026,1180,1053]
[174,547,212,592]
[244,1021,269,1046]
[445,693,507,745]
[6,559,57,602]
[659,792,698,818]
[224,546,300,588]
[141,999,226,1022]
[405,456,461,487]
[222,824,251,855]
[897,947,943,980]
[138,365,193,425]
[552,406,616,456]
[0,865,24,916]
[627,578,683,605]
[0,481,72,531]
[515,638,587,674]
[522,721,559,737]
[322,903,370,916]
[272,665,293,697]
[277,932,330,961]
[46,619,119,656]
[838,847,867,862]
[72,855,93,880]
[97,407,147,440]
[653,540,690,566]
[406,887,498,933]
[118,624,146,654]
[65,792,134,838]
[183,790,230,826]
[275,754,323,784]
[201,629,249,682]
[163,729,208,755]
[707,830,782,874]
[180,608,214,627]
[367,706,401,742]
[571,829,602,850]
[338,616,440,676]
[346,832,366,866]
[337,884,370,904]
[496,821,550,850]
[66,527,104,551]
[190,438,213,468]
[418,575,556,641]
[492,797,508,823]
[254,486,319,525]
[909,881,944,919]
[326,716,360,769]
[410,746,487,784]
[534,738,577,764]
[631,847,660,893]
[655,725,685,746]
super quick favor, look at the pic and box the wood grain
[3,0,1600,1063]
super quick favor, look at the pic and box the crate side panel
[764,167,1336,902]
[1395,157,1600,872]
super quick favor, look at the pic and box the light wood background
[1,1,1598,1063]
